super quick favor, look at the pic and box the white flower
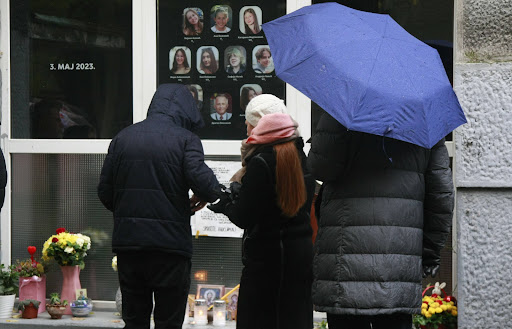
[64,246,74,254]
[112,256,118,271]
[76,238,85,248]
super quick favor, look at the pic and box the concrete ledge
[0,312,327,328]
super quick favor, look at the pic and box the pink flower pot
[19,276,46,313]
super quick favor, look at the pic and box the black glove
[422,265,440,278]
[207,185,232,214]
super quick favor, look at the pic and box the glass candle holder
[194,299,208,325]
[213,300,226,326]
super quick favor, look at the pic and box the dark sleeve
[307,113,351,182]
[97,138,117,212]
[222,156,274,229]
[422,139,454,267]
[0,149,6,209]
[184,134,220,202]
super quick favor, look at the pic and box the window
[10,0,133,139]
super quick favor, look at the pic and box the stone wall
[454,0,512,328]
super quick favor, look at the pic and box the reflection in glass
[10,0,133,139]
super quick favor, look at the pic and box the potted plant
[0,263,20,318]
[12,246,49,314]
[46,292,68,319]
[17,299,40,319]
[413,282,458,329]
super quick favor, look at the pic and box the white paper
[190,160,244,238]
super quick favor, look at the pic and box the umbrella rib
[359,20,387,125]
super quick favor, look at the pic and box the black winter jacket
[223,139,315,329]
[0,149,6,209]
[308,113,454,315]
[98,84,220,258]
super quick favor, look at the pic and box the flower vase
[60,266,81,315]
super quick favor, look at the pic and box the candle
[194,299,208,325]
[213,300,226,326]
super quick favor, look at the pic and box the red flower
[56,227,66,234]
[52,237,59,243]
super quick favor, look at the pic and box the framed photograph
[75,288,88,300]
[224,286,239,320]
[196,284,225,307]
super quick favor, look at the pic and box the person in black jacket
[0,148,6,209]
[97,84,220,329]
[307,112,454,329]
[209,108,315,329]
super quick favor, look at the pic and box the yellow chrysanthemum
[451,310,458,316]
[431,302,440,308]
[421,303,428,309]
[435,307,443,313]
[424,312,432,318]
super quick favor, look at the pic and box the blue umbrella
[262,3,466,149]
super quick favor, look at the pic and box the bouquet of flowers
[42,228,91,269]
[413,282,458,329]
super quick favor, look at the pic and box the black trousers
[117,251,191,329]
[327,313,412,329]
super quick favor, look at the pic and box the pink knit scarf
[246,113,297,145]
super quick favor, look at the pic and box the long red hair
[274,141,306,217]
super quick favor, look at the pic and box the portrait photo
[169,47,192,75]
[210,5,232,33]
[186,84,203,111]
[240,84,262,112]
[252,45,274,74]
[75,288,88,300]
[196,284,225,307]
[209,93,232,121]
[182,8,204,36]
[196,46,219,74]
[239,6,262,35]
[224,286,239,320]
[224,46,247,75]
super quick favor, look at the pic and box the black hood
[147,84,204,132]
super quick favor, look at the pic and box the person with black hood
[307,112,454,329]
[97,84,220,329]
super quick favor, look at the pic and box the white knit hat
[245,94,288,126]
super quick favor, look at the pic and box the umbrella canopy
[262,3,466,149]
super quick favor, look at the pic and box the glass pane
[157,1,287,140]
[10,0,133,139]
[11,154,244,300]
[310,0,454,142]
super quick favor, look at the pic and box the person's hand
[207,187,231,214]
[190,194,206,215]
[422,265,440,278]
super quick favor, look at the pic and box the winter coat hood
[147,83,204,132]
